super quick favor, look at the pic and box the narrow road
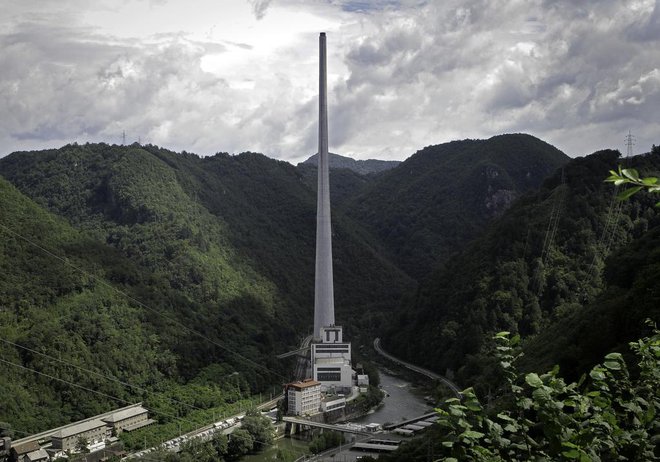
[373,338,462,399]
[293,335,312,381]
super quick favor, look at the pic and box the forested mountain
[341,134,570,279]
[0,143,412,433]
[1,135,657,442]
[386,148,660,392]
[296,163,374,207]
[0,176,179,431]
[300,152,400,175]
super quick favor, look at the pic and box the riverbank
[244,371,433,462]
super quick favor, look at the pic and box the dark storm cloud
[1,0,658,161]
[248,0,273,20]
[330,0,660,157]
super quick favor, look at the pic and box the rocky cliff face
[484,188,516,215]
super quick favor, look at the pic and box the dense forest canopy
[341,134,569,280]
[0,134,657,449]
[0,141,411,433]
[386,148,660,393]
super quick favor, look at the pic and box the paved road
[373,338,462,399]
[294,335,312,381]
[125,396,283,460]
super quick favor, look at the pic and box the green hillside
[296,162,374,206]
[2,136,658,446]
[300,152,400,175]
[0,142,414,434]
[0,177,178,431]
[342,134,569,280]
[385,148,660,392]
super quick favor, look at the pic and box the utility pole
[122,130,126,145]
[625,130,635,158]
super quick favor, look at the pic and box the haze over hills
[0,133,658,444]
[300,152,400,175]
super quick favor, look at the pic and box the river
[242,370,432,461]
[354,370,433,426]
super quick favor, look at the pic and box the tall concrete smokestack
[313,32,335,341]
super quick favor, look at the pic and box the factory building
[312,326,354,392]
[286,380,322,416]
[101,405,154,434]
[50,419,110,452]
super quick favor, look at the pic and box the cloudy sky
[2,0,659,163]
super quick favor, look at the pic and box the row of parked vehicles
[212,416,241,430]
[126,414,246,459]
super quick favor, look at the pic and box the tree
[75,436,90,454]
[275,447,299,462]
[178,438,217,462]
[0,422,13,438]
[240,411,274,451]
[309,431,344,454]
[606,166,660,206]
[227,428,254,460]
[429,326,659,461]
[211,432,228,457]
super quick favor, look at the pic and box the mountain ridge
[341,133,570,279]
[299,152,400,174]
[385,147,660,391]
[2,133,657,439]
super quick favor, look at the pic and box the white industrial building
[101,404,154,434]
[286,380,322,416]
[50,419,110,452]
[312,326,354,392]
[321,396,346,413]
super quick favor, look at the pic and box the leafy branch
[433,324,660,461]
[605,166,660,205]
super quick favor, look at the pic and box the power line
[540,168,566,263]
[0,337,213,415]
[2,355,276,458]
[584,131,634,289]
[0,222,288,382]
[0,357,196,427]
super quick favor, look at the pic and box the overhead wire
[0,357,197,427]
[531,169,566,294]
[2,354,275,458]
[0,221,288,382]
[0,337,218,415]
[585,146,632,285]
[0,216,290,455]
[541,168,566,263]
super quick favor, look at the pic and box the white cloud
[0,0,658,162]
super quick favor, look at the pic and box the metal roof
[51,419,107,439]
[101,405,148,423]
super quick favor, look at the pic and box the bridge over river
[282,417,371,436]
